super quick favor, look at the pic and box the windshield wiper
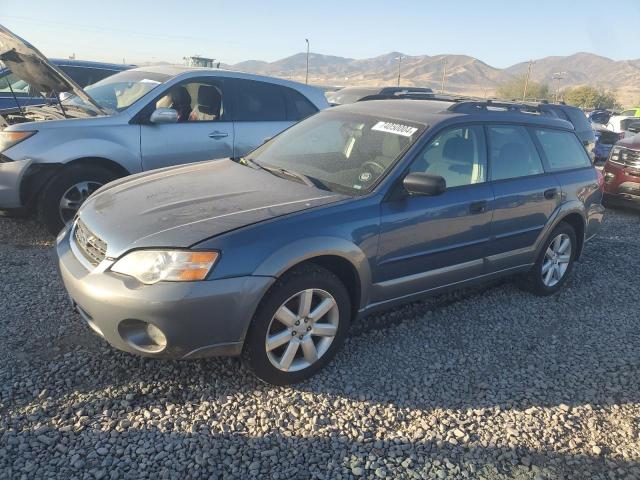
[260,165,317,188]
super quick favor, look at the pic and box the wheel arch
[253,236,372,318]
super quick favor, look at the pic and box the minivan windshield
[248,110,424,195]
[63,70,170,114]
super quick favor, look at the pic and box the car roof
[50,58,135,70]
[333,99,575,130]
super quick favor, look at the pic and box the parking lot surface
[1,209,639,480]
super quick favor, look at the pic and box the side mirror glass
[628,121,640,134]
[403,172,446,196]
[150,107,178,124]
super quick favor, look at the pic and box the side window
[155,79,226,123]
[409,125,487,188]
[236,79,286,121]
[487,125,544,181]
[0,71,31,94]
[533,128,591,171]
[60,66,93,87]
[282,87,317,121]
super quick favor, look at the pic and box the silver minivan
[0,25,328,233]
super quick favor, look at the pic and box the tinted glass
[283,87,317,121]
[487,125,544,180]
[236,79,286,121]
[563,106,592,132]
[533,128,591,171]
[60,66,93,87]
[249,110,424,195]
[409,125,487,188]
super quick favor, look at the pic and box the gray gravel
[1,208,640,479]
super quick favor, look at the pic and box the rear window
[533,128,591,171]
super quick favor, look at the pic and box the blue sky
[1,0,638,67]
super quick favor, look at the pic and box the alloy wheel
[542,233,572,287]
[59,181,103,224]
[265,288,339,372]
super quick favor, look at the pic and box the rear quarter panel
[554,167,604,239]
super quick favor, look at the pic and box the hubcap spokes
[266,288,339,372]
[59,181,103,224]
[542,233,572,287]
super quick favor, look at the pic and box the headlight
[610,146,622,162]
[111,250,219,284]
[0,131,37,153]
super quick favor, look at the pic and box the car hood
[78,159,347,257]
[615,134,640,149]
[0,24,103,113]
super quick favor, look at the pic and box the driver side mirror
[150,107,178,124]
[628,121,640,134]
[403,172,446,196]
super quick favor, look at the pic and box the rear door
[232,78,294,157]
[485,124,561,272]
[140,77,234,171]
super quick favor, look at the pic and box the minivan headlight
[0,131,37,153]
[111,250,219,284]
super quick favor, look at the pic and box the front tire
[519,222,577,296]
[38,164,118,235]
[243,265,351,385]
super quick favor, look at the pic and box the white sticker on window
[371,121,418,137]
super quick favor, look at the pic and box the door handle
[544,188,558,199]
[208,131,229,139]
[469,200,488,214]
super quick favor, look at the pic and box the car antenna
[2,71,24,116]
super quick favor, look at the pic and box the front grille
[73,219,107,266]
[611,148,640,168]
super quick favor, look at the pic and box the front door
[140,78,234,171]
[374,124,495,303]
[484,124,561,271]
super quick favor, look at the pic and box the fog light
[118,319,167,353]
[605,172,615,184]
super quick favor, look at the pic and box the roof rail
[358,92,476,103]
[448,99,556,116]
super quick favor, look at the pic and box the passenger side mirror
[628,121,640,134]
[403,172,446,196]
[150,107,179,124]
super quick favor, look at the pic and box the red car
[603,132,640,208]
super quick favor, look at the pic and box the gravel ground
[1,208,639,480]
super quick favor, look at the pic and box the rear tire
[243,264,351,385]
[38,164,118,235]
[518,222,577,296]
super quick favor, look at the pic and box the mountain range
[222,51,640,105]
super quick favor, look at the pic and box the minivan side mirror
[403,172,446,196]
[628,121,640,134]
[150,107,179,124]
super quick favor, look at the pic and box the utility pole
[440,57,448,94]
[305,39,310,84]
[552,71,567,103]
[522,60,534,101]
[396,55,404,87]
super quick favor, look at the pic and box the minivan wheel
[38,164,118,235]
[519,222,577,296]
[243,265,351,385]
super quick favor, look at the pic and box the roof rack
[448,99,556,116]
[358,92,477,103]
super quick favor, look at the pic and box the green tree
[496,76,550,101]
[563,86,620,110]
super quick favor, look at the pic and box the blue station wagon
[56,98,605,384]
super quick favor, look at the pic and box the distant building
[184,56,216,68]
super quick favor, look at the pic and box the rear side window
[235,79,286,121]
[487,125,544,181]
[563,107,592,132]
[533,128,592,171]
[282,87,317,121]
